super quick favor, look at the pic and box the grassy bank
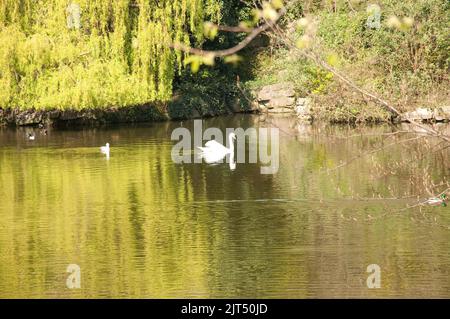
[244,0,450,123]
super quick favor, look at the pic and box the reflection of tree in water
[0,117,449,297]
[127,182,146,258]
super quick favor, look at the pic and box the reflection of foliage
[278,123,450,227]
[0,119,449,297]
[304,144,332,170]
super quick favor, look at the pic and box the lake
[0,114,449,298]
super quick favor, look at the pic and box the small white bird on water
[197,133,236,169]
[28,133,35,141]
[100,143,110,158]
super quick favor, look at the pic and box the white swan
[198,133,236,168]
[28,133,35,141]
[100,143,110,158]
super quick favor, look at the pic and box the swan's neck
[228,135,234,153]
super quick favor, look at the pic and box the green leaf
[224,54,242,65]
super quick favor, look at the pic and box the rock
[297,98,307,105]
[434,106,450,122]
[401,107,434,121]
[267,107,295,113]
[401,106,450,122]
[266,97,295,108]
[15,110,43,126]
[248,100,261,112]
[259,104,268,111]
[5,109,17,123]
[257,82,295,101]
[48,110,61,119]
[60,110,82,120]
[257,82,296,113]
[254,82,314,120]
[295,98,312,121]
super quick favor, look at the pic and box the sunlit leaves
[185,0,285,74]
[184,54,215,73]
[203,22,218,40]
[402,17,414,29]
[366,4,380,16]
[251,0,284,24]
[295,35,312,49]
[184,55,201,73]
[386,15,414,31]
[251,8,262,24]
[294,15,317,50]
[238,21,253,30]
[326,53,338,67]
[224,54,242,65]
[296,17,311,30]
[271,0,284,10]
[202,53,215,66]
[261,2,278,21]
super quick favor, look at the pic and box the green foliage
[244,48,333,97]
[247,0,449,123]
[168,0,256,119]
[316,0,450,80]
[0,0,222,110]
[313,0,449,119]
[168,65,244,119]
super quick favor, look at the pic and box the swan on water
[197,133,236,170]
[28,133,35,141]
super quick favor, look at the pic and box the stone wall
[255,82,312,121]
[0,105,168,127]
[400,106,450,123]
[254,82,450,124]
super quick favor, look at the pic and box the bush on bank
[245,0,450,123]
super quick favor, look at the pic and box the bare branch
[170,7,287,58]
[217,25,253,33]
[169,0,449,144]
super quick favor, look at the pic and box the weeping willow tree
[0,0,222,110]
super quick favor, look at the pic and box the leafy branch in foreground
[171,0,449,208]
[171,1,287,72]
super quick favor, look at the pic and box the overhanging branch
[170,7,287,58]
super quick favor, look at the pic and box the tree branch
[170,7,287,58]
[217,25,253,33]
